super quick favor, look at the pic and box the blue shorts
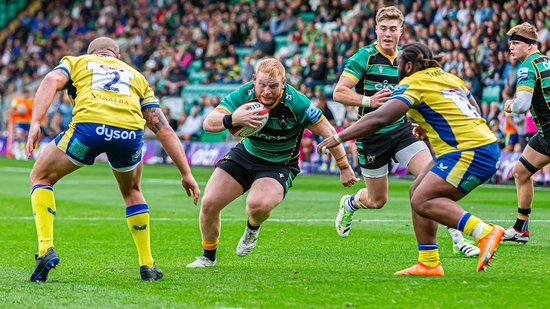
[506,133,519,147]
[55,123,144,171]
[15,122,30,133]
[431,142,500,194]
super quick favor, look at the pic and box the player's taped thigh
[518,156,539,175]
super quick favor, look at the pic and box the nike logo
[47,207,56,216]
[438,163,448,170]
[482,237,494,263]
[133,224,147,230]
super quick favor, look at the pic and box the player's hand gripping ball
[230,102,269,137]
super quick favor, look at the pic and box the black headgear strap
[509,34,537,45]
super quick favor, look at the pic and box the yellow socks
[202,240,219,251]
[418,244,440,267]
[126,204,154,267]
[31,185,56,256]
[457,212,492,241]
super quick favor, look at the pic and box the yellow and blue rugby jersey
[54,54,160,130]
[391,67,496,157]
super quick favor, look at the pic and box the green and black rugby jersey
[516,51,550,139]
[341,43,404,133]
[217,81,325,164]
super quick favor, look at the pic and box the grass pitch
[1,157,549,308]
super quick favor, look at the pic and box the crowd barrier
[0,136,522,182]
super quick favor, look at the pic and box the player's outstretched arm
[144,107,200,205]
[26,70,68,157]
[309,119,359,187]
[317,98,409,154]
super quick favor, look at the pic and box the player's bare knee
[200,196,222,215]
[29,169,53,187]
[246,201,272,221]
[410,194,429,215]
[513,163,533,183]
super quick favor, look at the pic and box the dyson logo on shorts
[96,124,137,141]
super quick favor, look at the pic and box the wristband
[333,133,343,144]
[336,155,350,170]
[361,96,371,107]
[222,114,235,130]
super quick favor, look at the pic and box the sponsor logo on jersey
[95,124,137,141]
[374,80,396,91]
[517,67,529,83]
[285,93,293,101]
[255,133,287,141]
[99,64,125,72]
[306,102,322,122]
[392,84,409,96]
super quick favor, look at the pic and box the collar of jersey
[374,42,398,63]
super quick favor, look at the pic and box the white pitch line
[3,217,550,223]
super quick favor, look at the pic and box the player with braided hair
[333,6,478,258]
[320,42,505,276]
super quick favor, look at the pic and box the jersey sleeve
[341,52,366,84]
[140,84,160,110]
[294,93,324,127]
[128,72,159,110]
[54,56,74,79]
[516,62,537,93]
[390,78,421,107]
[217,83,252,114]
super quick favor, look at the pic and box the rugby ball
[230,102,269,137]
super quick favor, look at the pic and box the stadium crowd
[1,0,549,179]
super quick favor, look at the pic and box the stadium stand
[0,0,548,178]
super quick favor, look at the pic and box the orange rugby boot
[477,224,505,272]
[394,262,444,276]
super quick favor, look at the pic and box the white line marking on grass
[4,217,550,223]
[0,166,31,173]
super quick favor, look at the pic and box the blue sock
[345,194,358,212]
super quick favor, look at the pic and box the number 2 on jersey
[88,62,134,96]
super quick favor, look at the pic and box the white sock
[446,227,464,244]
[471,222,486,240]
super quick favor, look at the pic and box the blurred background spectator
[0,0,548,176]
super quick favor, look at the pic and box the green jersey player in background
[187,58,358,268]
[504,22,550,243]
[333,6,478,256]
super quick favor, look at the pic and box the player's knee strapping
[353,188,369,209]
[519,156,539,175]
